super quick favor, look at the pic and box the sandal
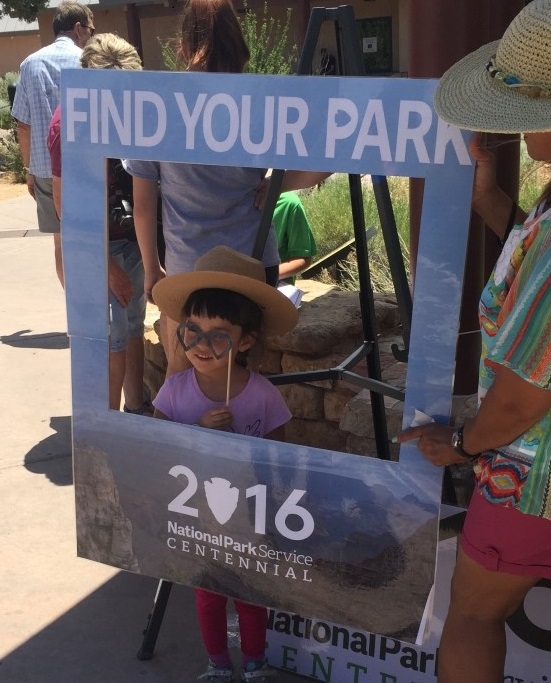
[123,400,154,416]
[198,662,234,683]
[240,663,276,682]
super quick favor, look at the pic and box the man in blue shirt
[12,1,94,285]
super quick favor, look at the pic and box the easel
[137,5,415,661]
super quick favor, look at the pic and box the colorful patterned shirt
[475,204,551,519]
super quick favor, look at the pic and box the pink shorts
[460,490,551,579]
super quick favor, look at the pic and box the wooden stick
[225,346,232,406]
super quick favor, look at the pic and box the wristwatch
[451,426,478,462]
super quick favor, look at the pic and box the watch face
[452,429,463,455]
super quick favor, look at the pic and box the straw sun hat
[152,246,299,337]
[434,0,551,133]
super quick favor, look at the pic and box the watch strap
[452,426,479,462]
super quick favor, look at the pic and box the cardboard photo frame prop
[61,69,474,642]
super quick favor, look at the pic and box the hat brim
[434,40,551,134]
[152,271,298,337]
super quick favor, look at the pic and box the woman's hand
[132,176,164,302]
[144,265,166,304]
[108,258,133,307]
[468,133,527,237]
[469,133,498,210]
[198,408,233,430]
[395,423,467,467]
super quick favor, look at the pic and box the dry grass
[0,172,27,200]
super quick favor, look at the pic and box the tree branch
[1,0,49,23]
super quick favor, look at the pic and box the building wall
[37,7,129,50]
[90,6,129,39]
[0,34,41,75]
[141,14,181,71]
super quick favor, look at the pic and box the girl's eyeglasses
[176,321,233,360]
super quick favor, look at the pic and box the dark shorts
[461,489,551,579]
[34,176,60,234]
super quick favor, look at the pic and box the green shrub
[0,71,18,102]
[0,118,25,182]
[0,98,12,129]
[240,1,296,75]
[158,37,182,72]
[0,71,23,179]
[519,144,548,209]
[0,71,18,128]
[300,174,410,292]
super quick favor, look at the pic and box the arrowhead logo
[204,478,239,524]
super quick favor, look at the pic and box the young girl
[152,246,298,683]
[398,2,551,682]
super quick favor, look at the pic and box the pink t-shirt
[153,368,291,438]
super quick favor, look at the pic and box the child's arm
[278,256,312,280]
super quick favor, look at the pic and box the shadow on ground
[0,573,201,683]
[24,416,72,486]
[0,573,307,683]
[1,330,69,350]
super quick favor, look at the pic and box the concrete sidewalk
[0,194,304,683]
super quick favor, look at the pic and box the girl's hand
[395,423,467,467]
[198,408,233,430]
[144,265,166,304]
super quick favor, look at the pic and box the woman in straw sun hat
[152,245,297,683]
[397,2,551,682]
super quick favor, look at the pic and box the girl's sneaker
[240,662,277,682]
[198,661,234,682]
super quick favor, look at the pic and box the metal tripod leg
[349,173,391,458]
[136,579,173,660]
[303,7,397,459]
